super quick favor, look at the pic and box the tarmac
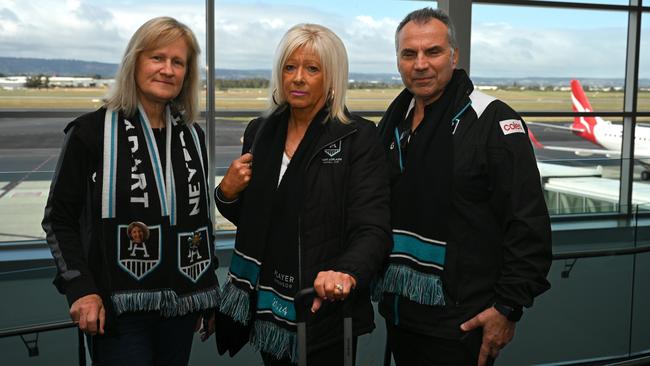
[0,176,236,243]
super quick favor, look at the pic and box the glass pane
[0,0,207,110]
[0,1,206,243]
[536,0,630,4]
[633,114,650,208]
[213,0,432,229]
[528,116,622,214]
[639,13,650,112]
[471,5,628,112]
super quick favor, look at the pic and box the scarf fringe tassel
[111,286,221,317]
[251,320,298,363]
[372,263,445,306]
[218,280,251,324]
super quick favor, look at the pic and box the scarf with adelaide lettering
[219,107,326,362]
[373,71,470,307]
[99,104,219,316]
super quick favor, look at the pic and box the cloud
[0,7,19,22]
[0,0,401,73]
[0,0,205,63]
[471,22,634,78]
[0,1,647,78]
[208,3,403,73]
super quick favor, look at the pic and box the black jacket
[216,111,392,350]
[378,70,552,339]
[42,108,213,323]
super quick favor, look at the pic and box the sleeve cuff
[64,276,99,307]
[215,185,238,204]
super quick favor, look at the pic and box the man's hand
[70,294,105,335]
[311,271,357,313]
[219,153,253,200]
[460,306,515,366]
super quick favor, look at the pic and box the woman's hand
[70,294,105,335]
[311,271,357,313]
[219,153,253,200]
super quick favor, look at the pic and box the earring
[327,89,335,103]
[272,88,279,105]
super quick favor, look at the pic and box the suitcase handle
[294,287,317,323]
[293,287,355,366]
[294,287,356,321]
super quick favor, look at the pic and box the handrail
[0,319,85,366]
[553,244,650,260]
[0,319,75,338]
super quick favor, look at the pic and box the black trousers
[261,337,358,366]
[88,311,200,366]
[386,321,495,366]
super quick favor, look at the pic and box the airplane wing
[527,121,585,133]
[538,145,620,157]
[539,144,650,159]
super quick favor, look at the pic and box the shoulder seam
[469,90,498,120]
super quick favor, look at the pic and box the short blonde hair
[105,17,201,123]
[269,23,350,123]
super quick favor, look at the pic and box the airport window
[631,12,650,211]
[471,3,630,215]
[212,0,432,230]
[535,0,630,4]
[471,4,627,112]
[639,12,650,112]
[0,1,206,243]
[0,0,647,245]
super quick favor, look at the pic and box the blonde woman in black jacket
[215,23,391,366]
[42,17,219,366]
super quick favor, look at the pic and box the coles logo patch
[499,119,525,135]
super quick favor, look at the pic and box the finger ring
[335,283,343,292]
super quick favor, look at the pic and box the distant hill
[0,57,118,77]
[1,57,649,88]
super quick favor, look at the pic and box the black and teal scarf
[100,104,219,316]
[374,71,471,307]
[219,107,326,362]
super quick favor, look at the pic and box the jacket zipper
[297,216,303,291]
[450,100,472,307]
[297,128,358,291]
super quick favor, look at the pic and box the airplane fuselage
[592,122,650,158]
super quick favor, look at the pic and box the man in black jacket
[374,7,552,366]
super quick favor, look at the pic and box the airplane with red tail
[529,79,650,179]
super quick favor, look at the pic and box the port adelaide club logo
[177,227,211,283]
[118,222,161,280]
[321,140,343,164]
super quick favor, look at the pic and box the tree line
[214,78,401,90]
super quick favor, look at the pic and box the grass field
[1,87,649,122]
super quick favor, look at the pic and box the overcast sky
[0,0,648,78]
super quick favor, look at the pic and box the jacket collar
[379,69,474,143]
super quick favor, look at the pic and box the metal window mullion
[619,0,641,215]
[437,0,472,74]
[206,0,216,228]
